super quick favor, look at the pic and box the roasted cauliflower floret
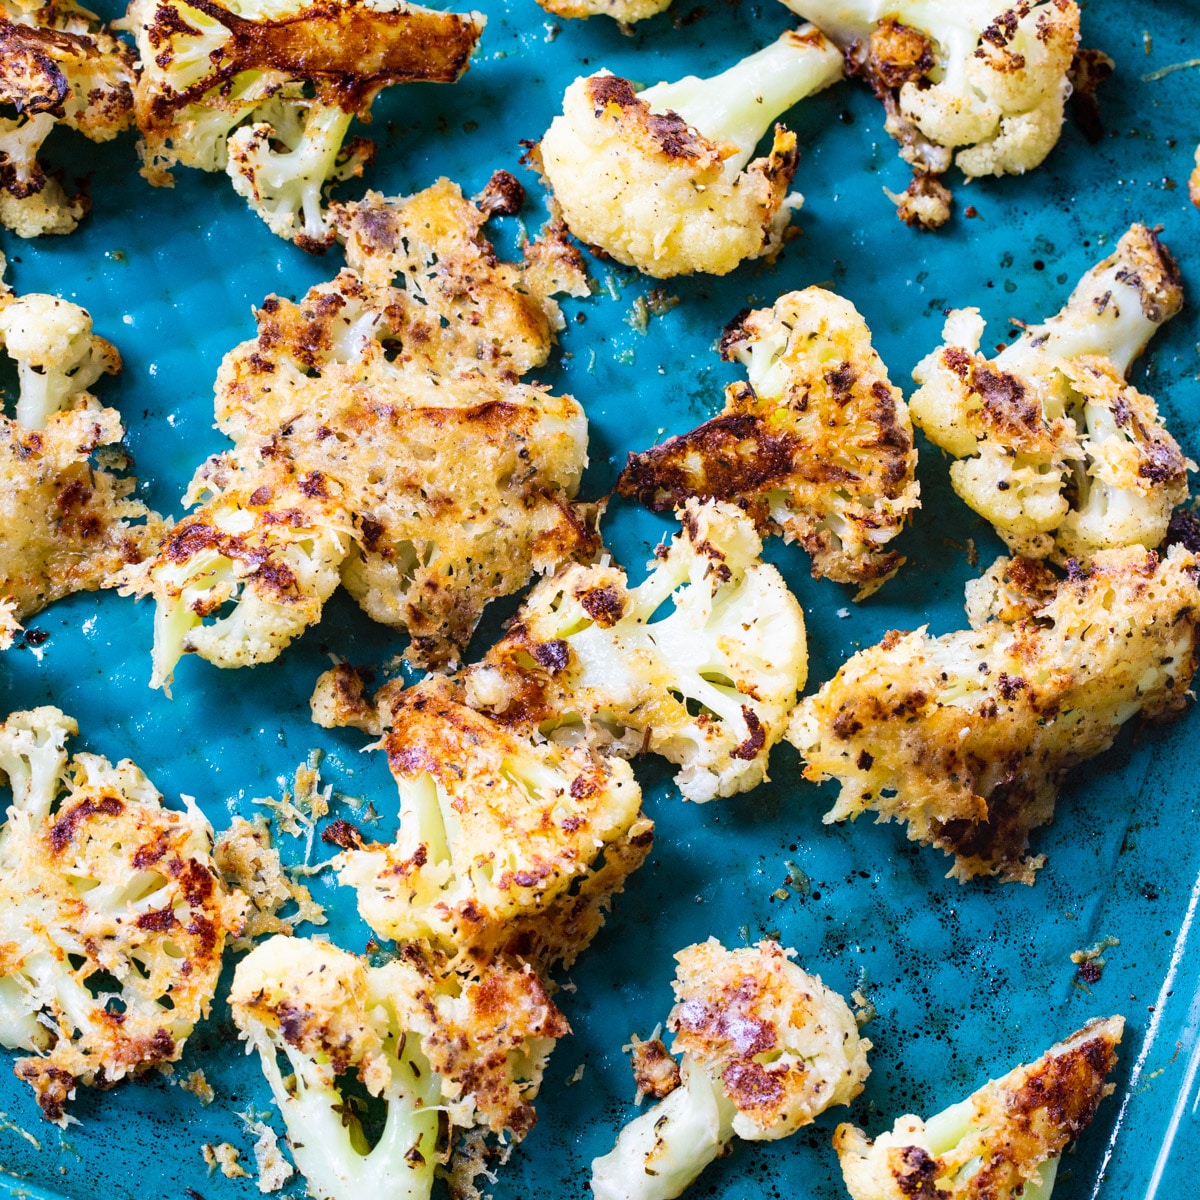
[591,938,869,1200]
[335,674,652,970]
[790,544,1200,883]
[619,288,918,594]
[0,707,246,1125]
[910,225,1191,560]
[127,180,597,688]
[782,0,1080,227]
[230,935,569,1200]
[0,0,134,236]
[535,0,670,26]
[536,28,842,278]
[466,500,808,802]
[835,1016,1123,1200]
[126,0,485,249]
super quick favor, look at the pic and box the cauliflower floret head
[0,707,246,1125]
[835,1016,1124,1200]
[619,287,919,594]
[537,28,842,277]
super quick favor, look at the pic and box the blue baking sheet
[1,0,1198,1196]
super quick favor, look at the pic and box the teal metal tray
[1,0,1198,1196]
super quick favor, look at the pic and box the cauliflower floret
[591,938,869,1200]
[229,935,569,1200]
[466,500,809,802]
[619,288,919,595]
[536,28,842,277]
[0,0,134,236]
[910,225,1191,560]
[782,0,1080,228]
[0,707,246,1125]
[126,0,485,248]
[834,1016,1124,1200]
[535,0,671,25]
[789,544,1200,883]
[128,181,596,685]
[335,674,652,970]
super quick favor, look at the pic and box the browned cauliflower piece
[618,288,919,595]
[536,29,842,277]
[591,938,869,1200]
[0,707,247,1125]
[334,674,653,972]
[126,180,597,689]
[910,225,1191,560]
[834,1016,1123,1200]
[229,934,569,1200]
[536,0,671,25]
[789,544,1200,883]
[125,0,485,249]
[0,0,134,236]
[782,1,1080,229]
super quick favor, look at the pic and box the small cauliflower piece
[230,935,569,1200]
[0,0,134,236]
[536,0,670,25]
[0,707,246,1124]
[335,674,652,970]
[126,0,485,249]
[781,0,1080,227]
[1190,143,1200,210]
[591,938,869,1200]
[910,225,1191,560]
[619,288,918,594]
[466,500,809,802]
[537,28,842,277]
[790,544,1200,883]
[835,1016,1123,1200]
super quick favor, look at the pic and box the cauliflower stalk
[126,0,486,249]
[910,225,1191,560]
[790,544,1200,882]
[835,1016,1124,1200]
[537,27,843,277]
[591,938,869,1200]
[781,0,1080,227]
[0,707,246,1124]
[619,288,919,594]
[465,499,809,802]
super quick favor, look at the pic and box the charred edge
[321,818,364,850]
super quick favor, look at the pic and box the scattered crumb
[645,288,680,318]
[249,1120,293,1194]
[0,1110,41,1150]
[626,1030,680,1103]
[626,295,649,334]
[203,1142,249,1179]
[965,538,978,567]
[836,607,850,619]
[1071,935,1120,986]
[565,1063,586,1087]
[255,751,332,840]
[851,989,877,1028]
[181,1069,214,1106]
[443,1127,510,1200]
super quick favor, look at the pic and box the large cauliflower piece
[0,282,164,626]
[127,180,597,689]
[126,0,485,249]
[835,1016,1123,1200]
[910,225,1191,560]
[782,0,1080,228]
[619,289,918,594]
[790,544,1200,883]
[465,500,809,802]
[536,28,842,278]
[0,0,134,237]
[230,935,569,1200]
[0,707,246,1124]
[591,938,869,1200]
[334,674,653,971]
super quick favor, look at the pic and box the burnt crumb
[321,819,364,850]
[1076,959,1103,984]
[474,169,525,218]
[22,628,50,647]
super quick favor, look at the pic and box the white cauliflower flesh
[126,0,485,249]
[465,499,809,802]
[591,938,869,1200]
[619,288,919,594]
[834,1016,1123,1200]
[910,225,1191,560]
[127,180,596,687]
[537,27,842,278]
[0,0,135,236]
[535,0,671,26]
[790,544,1200,883]
[229,935,570,1200]
[0,707,246,1125]
[335,674,652,970]
[781,0,1080,228]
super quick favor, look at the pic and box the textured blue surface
[0,0,1198,1197]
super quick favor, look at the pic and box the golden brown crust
[629,1034,681,1100]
